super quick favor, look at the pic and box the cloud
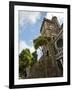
[19,11,41,27]
[19,40,35,54]
[45,13,64,25]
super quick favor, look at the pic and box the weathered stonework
[26,16,63,78]
[40,16,63,67]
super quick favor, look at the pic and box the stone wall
[27,55,62,79]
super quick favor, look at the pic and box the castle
[25,16,63,78]
[40,16,63,67]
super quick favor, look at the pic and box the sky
[19,10,63,60]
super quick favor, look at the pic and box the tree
[32,51,37,64]
[19,48,33,78]
[33,36,48,50]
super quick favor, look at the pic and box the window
[57,38,63,48]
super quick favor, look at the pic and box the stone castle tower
[40,16,63,75]
[25,16,63,78]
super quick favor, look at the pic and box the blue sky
[19,10,63,59]
[19,11,47,59]
[19,12,46,46]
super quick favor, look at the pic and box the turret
[52,16,60,29]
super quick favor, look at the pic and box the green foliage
[19,49,32,66]
[32,51,37,64]
[33,36,48,49]
[19,48,38,78]
[19,48,33,78]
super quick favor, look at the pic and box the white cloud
[19,11,41,27]
[19,40,35,54]
[45,13,64,25]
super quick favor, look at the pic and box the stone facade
[26,16,63,78]
[40,16,63,74]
